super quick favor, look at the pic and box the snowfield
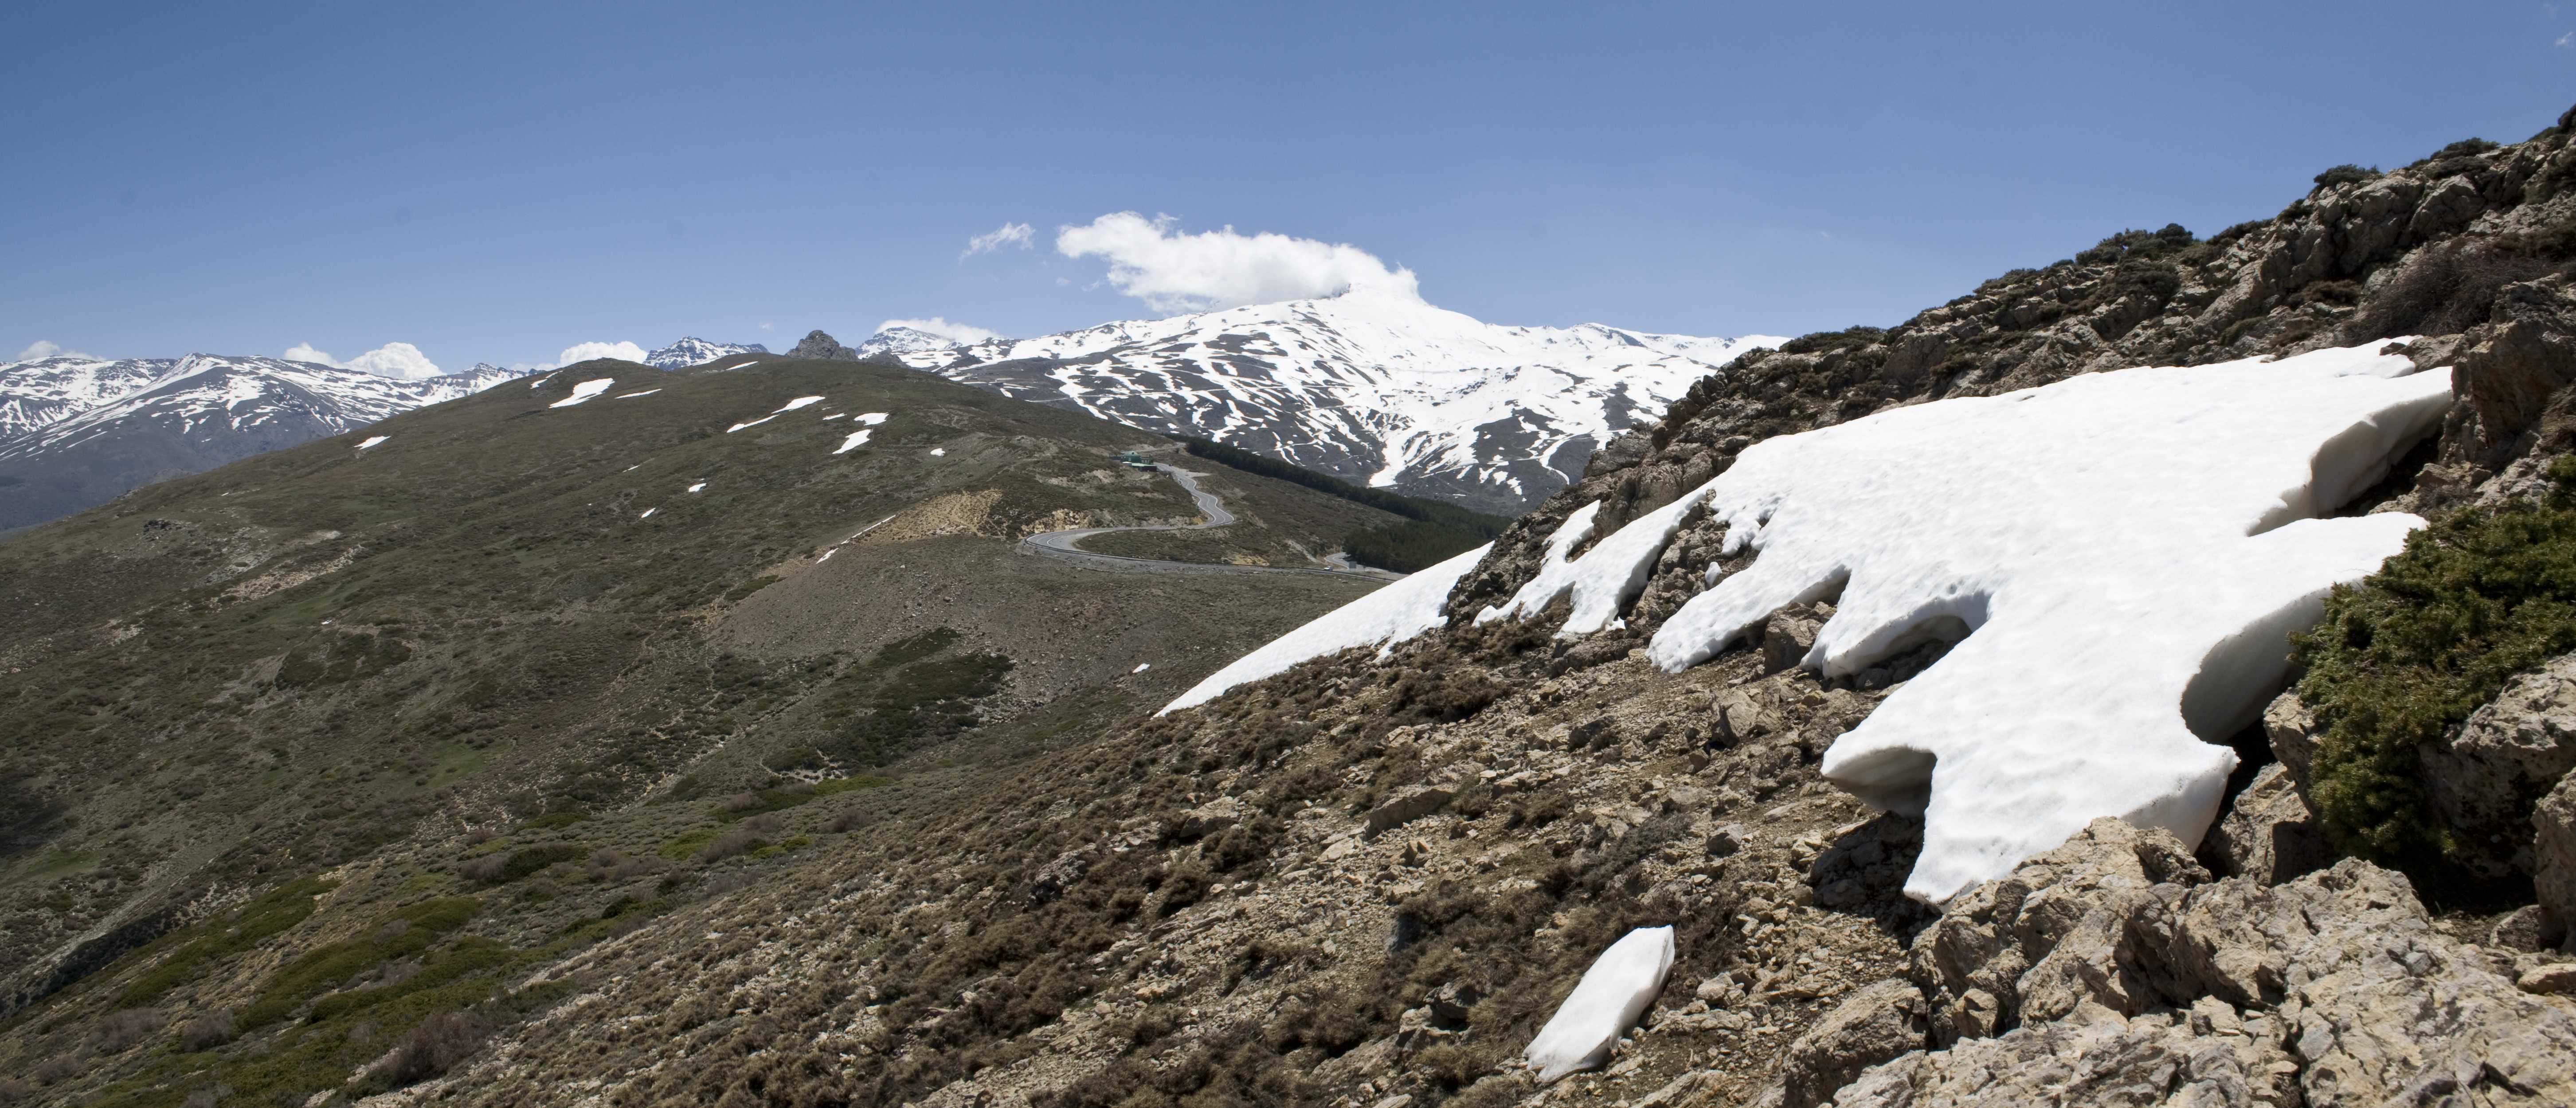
[833,429,872,454]
[1160,542,1491,714]
[550,378,615,408]
[1483,342,2456,901]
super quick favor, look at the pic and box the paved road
[1021,464,1400,580]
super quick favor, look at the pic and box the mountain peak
[644,337,769,370]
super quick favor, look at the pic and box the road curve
[1021,464,1399,580]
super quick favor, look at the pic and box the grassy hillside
[0,357,1383,1104]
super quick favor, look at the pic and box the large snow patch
[1482,343,2455,901]
[1159,543,1489,715]
[1524,925,1674,1082]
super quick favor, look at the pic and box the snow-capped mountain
[0,355,172,439]
[856,327,967,359]
[885,286,1782,513]
[0,354,531,530]
[644,337,767,370]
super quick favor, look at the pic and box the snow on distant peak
[1159,542,1491,715]
[1480,341,2456,902]
[896,287,1783,513]
[645,337,769,370]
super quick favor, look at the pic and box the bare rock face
[1859,818,2576,1106]
[2424,652,2576,882]
[1762,606,1827,674]
[2535,772,2576,931]
[2261,691,2320,795]
[1830,1001,2300,1108]
[1775,979,1929,1108]
[2443,273,2576,470]
[2200,764,2329,885]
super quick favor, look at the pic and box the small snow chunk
[776,396,824,413]
[687,482,706,493]
[1162,542,1489,714]
[854,412,889,425]
[833,429,873,454]
[1132,663,1151,674]
[356,436,388,451]
[817,548,836,563]
[638,507,656,519]
[1480,342,2457,902]
[929,448,946,457]
[726,415,775,433]
[822,413,847,421]
[615,388,662,398]
[550,378,615,408]
[1524,926,1673,1083]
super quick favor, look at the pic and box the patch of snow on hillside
[616,388,661,398]
[1132,663,1151,674]
[1161,542,1491,714]
[356,436,388,451]
[1480,342,2457,902]
[727,415,775,433]
[778,396,823,411]
[1525,926,1673,1082]
[855,412,888,425]
[822,413,846,421]
[687,482,706,493]
[930,448,945,457]
[639,508,657,519]
[833,429,872,454]
[550,378,614,408]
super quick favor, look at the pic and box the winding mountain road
[1021,464,1400,580]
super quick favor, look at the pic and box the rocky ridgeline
[1452,110,2576,620]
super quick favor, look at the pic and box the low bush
[2298,456,2576,869]
[369,1009,495,1089]
[2312,163,2381,190]
[88,1007,167,1053]
[177,1008,234,1051]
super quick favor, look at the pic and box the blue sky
[8,1,2575,370]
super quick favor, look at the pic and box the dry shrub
[372,1010,495,1088]
[29,1057,82,1085]
[89,1007,168,1053]
[178,1008,235,1051]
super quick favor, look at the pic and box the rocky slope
[822,293,1782,516]
[16,110,2576,1108]
[0,356,531,532]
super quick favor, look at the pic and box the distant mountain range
[0,355,532,531]
[862,288,1783,514]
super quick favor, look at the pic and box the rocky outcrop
[1832,999,2300,1108]
[1848,818,2576,1106]
[1774,979,1928,1108]
[789,329,860,361]
[2537,773,2576,932]
[2424,652,2576,882]
[2199,764,2328,885]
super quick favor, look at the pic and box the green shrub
[1341,519,1491,573]
[2297,456,2576,863]
[1778,326,1889,355]
[2312,164,2381,190]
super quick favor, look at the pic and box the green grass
[2297,456,2576,867]
[117,878,337,1008]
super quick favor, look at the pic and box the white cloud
[555,341,650,367]
[11,339,90,363]
[286,341,443,379]
[1055,212,1418,314]
[961,221,1035,259]
[2559,30,2573,47]
[876,317,1003,344]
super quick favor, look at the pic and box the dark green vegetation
[2296,457,2576,870]
[0,355,1385,1101]
[1176,437,1508,571]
